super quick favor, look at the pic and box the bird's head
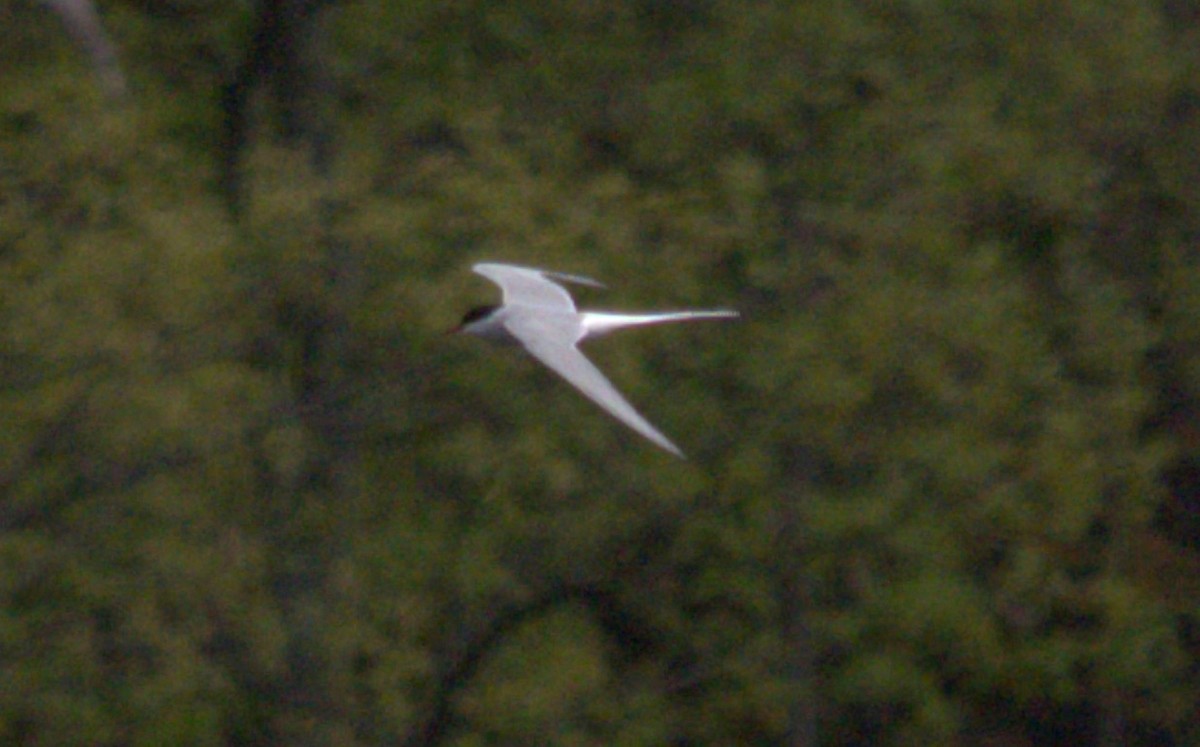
[447,304,499,335]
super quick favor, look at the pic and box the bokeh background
[3,1,1199,744]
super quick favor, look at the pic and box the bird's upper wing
[509,313,684,458]
[474,262,603,312]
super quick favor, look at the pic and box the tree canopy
[3,1,1199,745]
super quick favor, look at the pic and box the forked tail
[580,309,739,337]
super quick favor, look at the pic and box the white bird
[451,262,738,458]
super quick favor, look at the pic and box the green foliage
[3,0,1199,745]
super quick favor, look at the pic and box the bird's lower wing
[520,336,684,458]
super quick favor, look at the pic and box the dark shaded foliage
[2,1,1199,745]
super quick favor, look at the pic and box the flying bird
[451,262,738,458]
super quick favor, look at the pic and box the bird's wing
[510,315,684,458]
[474,262,603,312]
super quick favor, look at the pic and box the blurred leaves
[2,0,1199,745]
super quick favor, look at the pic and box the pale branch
[40,0,127,99]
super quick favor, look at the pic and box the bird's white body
[456,262,738,458]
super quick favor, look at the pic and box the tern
[451,262,738,458]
